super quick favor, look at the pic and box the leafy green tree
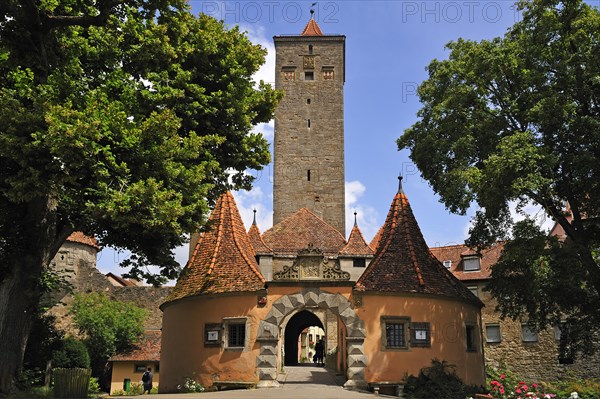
[52,337,90,369]
[0,0,279,392]
[72,293,145,378]
[398,0,600,357]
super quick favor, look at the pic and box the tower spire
[252,209,257,225]
[398,174,404,194]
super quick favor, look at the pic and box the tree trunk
[0,197,64,394]
[0,261,39,394]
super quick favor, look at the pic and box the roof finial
[310,2,317,17]
[252,209,257,225]
[398,174,404,194]
[354,211,358,227]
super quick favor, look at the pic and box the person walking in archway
[315,339,325,366]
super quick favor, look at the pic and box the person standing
[142,367,153,394]
[315,339,325,366]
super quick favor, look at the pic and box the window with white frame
[521,324,538,342]
[410,322,431,347]
[463,256,481,271]
[485,324,501,343]
[443,260,452,268]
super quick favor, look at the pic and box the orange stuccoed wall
[357,294,485,387]
[160,286,484,392]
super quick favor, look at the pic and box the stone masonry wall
[273,36,346,235]
[475,281,600,381]
[48,241,171,334]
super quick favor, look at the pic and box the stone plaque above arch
[256,288,367,389]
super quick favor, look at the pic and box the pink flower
[517,388,522,394]
[501,374,505,379]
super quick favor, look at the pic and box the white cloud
[233,187,273,233]
[345,180,380,242]
[240,23,276,141]
[462,200,556,242]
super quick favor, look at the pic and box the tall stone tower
[273,16,346,235]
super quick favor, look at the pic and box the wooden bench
[212,381,256,391]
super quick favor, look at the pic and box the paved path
[120,366,378,399]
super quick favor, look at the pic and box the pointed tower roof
[369,225,384,253]
[355,177,481,305]
[301,16,324,36]
[262,208,346,255]
[165,192,265,303]
[339,213,374,257]
[248,210,272,255]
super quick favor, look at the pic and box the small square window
[443,260,452,268]
[205,323,221,346]
[382,317,409,350]
[134,364,146,373]
[304,71,314,81]
[485,324,501,343]
[463,256,481,271]
[465,324,477,351]
[353,258,366,268]
[223,317,247,350]
[410,322,431,347]
[521,324,538,342]
[228,323,245,347]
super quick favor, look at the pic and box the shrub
[52,337,90,369]
[543,378,600,399]
[177,377,204,393]
[404,359,481,399]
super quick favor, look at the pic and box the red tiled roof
[66,232,99,250]
[369,226,384,252]
[106,272,138,287]
[165,192,265,303]
[248,215,272,255]
[262,208,346,255]
[109,330,161,362]
[355,179,481,306]
[430,242,505,282]
[339,221,374,257]
[301,18,324,36]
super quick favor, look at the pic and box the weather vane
[310,2,317,17]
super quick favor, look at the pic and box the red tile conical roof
[248,210,272,255]
[166,192,265,303]
[66,231,99,250]
[262,208,346,255]
[339,214,374,257]
[355,178,481,305]
[301,17,324,36]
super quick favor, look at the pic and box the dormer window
[443,260,452,268]
[463,256,481,272]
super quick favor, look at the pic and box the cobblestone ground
[116,366,378,399]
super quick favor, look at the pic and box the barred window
[228,323,245,347]
[382,317,409,350]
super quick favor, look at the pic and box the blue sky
[96,0,562,278]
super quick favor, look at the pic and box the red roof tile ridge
[206,196,226,276]
[300,207,346,240]
[248,223,273,253]
[356,193,401,289]
[340,223,374,255]
[227,193,265,283]
[400,194,425,286]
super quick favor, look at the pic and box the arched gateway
[256,288,367,389]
